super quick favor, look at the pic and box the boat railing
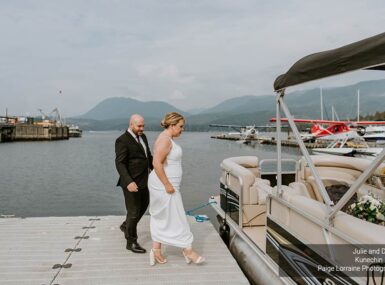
[276,92,334,209]
[259,158,298,187]
[276,91,385,226]
[222,170,244,228]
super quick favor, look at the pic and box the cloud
[169,89,186,100]
[136,63,194,84]
[0,0,384,116]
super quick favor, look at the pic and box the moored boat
[68,125,82,137]
[210,32,385,285]
[312,136,383,160]
[362,126,385,142]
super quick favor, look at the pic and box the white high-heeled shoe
[149,248,167,266]
[182,250,205,265]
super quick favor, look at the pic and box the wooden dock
[211,134,329,148]
[0,215,249,285]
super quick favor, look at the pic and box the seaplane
[209,124,259,141]
[270,117,385,142]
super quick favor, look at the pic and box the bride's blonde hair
[160,112,184,129]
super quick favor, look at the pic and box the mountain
[285,79,385,120]
[201,95,274,114]
[185,107,207,115]
[78,97,188,120]
[194,79,385,125]
[71,79,385,131]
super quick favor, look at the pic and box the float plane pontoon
[210,32,385,285]
[312,136,383,160]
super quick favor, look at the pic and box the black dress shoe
[126,241,146,253]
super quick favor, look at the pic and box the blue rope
[185,201,217,222]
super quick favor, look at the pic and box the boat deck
[0,215,249,285]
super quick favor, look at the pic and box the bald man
[115,114,153,253]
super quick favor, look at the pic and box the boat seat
[306,175,385,208]
[358,183,385,201]
[220,156,260,203]
[248,167,261,178]
[243,178,272,226]
[274,184,311,200]
[316,167,358,181]
[310,155,371,173]
[300,156,365,181]
[303,176,326,203]
[288,182,315,200]
[334,210,385,244]
[220,156,268,226]
[251,178,272,204]
[304,167,358,182]
[305,172,359,203]
[272,189,385,249]
[270,187,328,242]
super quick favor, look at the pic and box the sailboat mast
[320,87,323,121]
[357,89,360,122]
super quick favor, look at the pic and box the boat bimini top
[272,32,385,225]
[274,32,385,92]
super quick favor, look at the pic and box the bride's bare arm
[152,136,175,194]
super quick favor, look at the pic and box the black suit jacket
[115,131,153,190]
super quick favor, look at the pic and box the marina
[210,134,331,149]
[0,215,249,285]
[2,2,385,285]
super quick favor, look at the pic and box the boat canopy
[274,32,385,92]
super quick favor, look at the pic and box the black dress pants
[122,187,149,244]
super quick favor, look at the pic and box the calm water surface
[0,131,300,218]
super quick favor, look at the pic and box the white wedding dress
[148,138,193,248]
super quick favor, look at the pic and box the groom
[115,114,153,253]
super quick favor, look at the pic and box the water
[0,131,301,218]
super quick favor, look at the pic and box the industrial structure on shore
[0,115,69,142]
[0,108,81,142]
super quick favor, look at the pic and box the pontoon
[210,32,385,285]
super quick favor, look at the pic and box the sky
[1,0,385,117]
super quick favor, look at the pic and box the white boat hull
[211,199,289,285]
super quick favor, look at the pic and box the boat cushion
[250,178,272,204]
[243,204,266,226]
[220,156,260,204]
[288,182,314,199]
[334,211,385,244]
[277,191,385,245]
[280,184,312,200]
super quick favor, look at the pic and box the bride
[148,112,205,266]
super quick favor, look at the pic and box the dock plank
[0,216,249,285]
